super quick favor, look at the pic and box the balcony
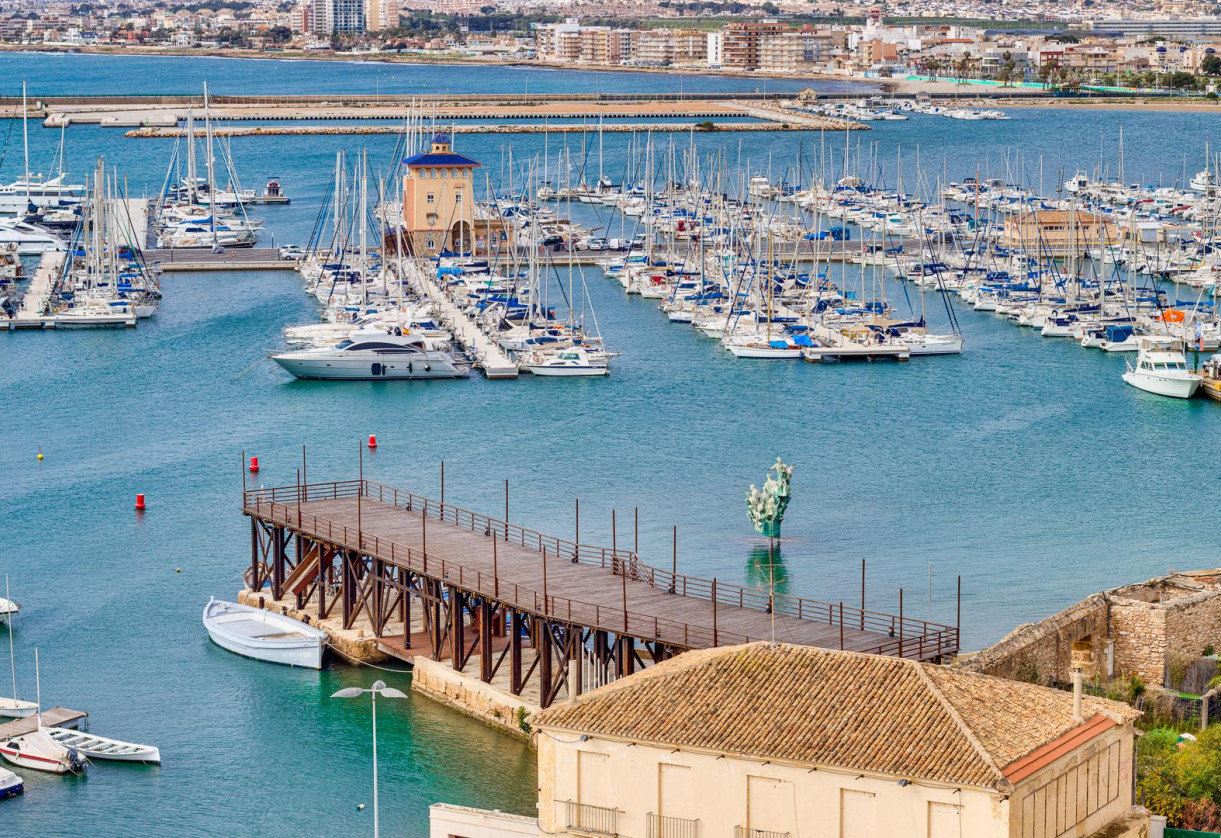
[647,813,699,838]
[563,801,619,836]
[735,828,790,838]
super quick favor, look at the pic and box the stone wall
[235,588,388,663]
[1109,599,1168,686]
[966,570,1221,688]
[410,656,538,742]
[1087,808,1149,838]
[965,594,1110,685]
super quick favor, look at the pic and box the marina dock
[145,248,296,272]
[0,707,88,737]
[402,259,519,379]
[242,480,959,708]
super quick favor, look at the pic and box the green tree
[1202,54,1221,76]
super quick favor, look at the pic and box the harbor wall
[964,570,1221,688]
[410,656,538,742]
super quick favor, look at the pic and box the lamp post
[332,680,408,838]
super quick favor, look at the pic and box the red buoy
[368,435,378,449]
[249,456,260,473]
[135,493,146,511]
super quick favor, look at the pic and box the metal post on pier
[357,441,364,547]
[712,578,718,647]
[839,602,844,649]
[542,546,549,616]
[504,479,509,540]
[611,509,617,553]
[621,560,628,634]
[956,575,962,646]
[860,558,866,630]
[899,588,904,659]
[670,527,677,594]
[241,449,247,495]
[301,443,308,502]
[574,498,580,562]
[493,537,499,598]
[440,461,445,515]
[634,507,638,555]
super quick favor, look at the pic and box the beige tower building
[401,133,480,256]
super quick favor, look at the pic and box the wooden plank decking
[0,707,88,738]
[244,481,957,662]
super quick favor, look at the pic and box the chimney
[1072,667,1084,724]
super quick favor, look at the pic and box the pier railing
[242,480,958,658]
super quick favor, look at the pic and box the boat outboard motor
[67,748,87,772]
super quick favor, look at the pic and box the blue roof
[404,151,481,168]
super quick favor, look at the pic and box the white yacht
[0,767,22,798]
[1191,169,1216,194]
[0,218,65,255]
[0,175,85,215]
[1122,336,1203,399]
[271,333,469,380]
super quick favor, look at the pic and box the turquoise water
[2,56,1220,836]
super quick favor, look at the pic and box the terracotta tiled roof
[533,643,1139,791]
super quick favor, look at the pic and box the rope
[325,640,414,674]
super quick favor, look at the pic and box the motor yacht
[1122,336,1203,399]
[271,333,469,380]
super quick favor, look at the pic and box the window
[427,193,435,204]
[441,168,448,178]
[454,190,463,204]
[430,169,437,178]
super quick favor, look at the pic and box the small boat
[0,579,35,719]
[270,333,469,381]
[521,347,609,377]
[0,598,16,625]
[203,598,326,669]
[0,767,23,798]
[0,727,87,775]
[0,698,38,719]
[1122,336,1202,399]
[44,727,160,764]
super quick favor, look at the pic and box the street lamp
[332,680,408,838]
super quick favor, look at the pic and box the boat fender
[424,364,431,372]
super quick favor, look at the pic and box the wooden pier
[0,707,88,738]
[243,480,959,708]
[144,247,297,272]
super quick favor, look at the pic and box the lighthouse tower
[401,133,481,256]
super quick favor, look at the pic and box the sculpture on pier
[746,458,794,540]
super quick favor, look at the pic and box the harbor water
[2,53,1220,836]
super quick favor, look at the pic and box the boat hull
[0,768,22,798]
[203,599,325,669]
[1122,371,1202,399]
[272,354,467,381]
[44,727,161,764]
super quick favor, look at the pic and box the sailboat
[0,577,36,720]
[0,650,88,775]
[0,83,84,215]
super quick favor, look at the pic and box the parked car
[279,245,305,260]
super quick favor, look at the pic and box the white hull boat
[899,333,964,355]
[44,727,160,764]
[203,598,326,669]
[0,698,38,719]
[0,767,22,798]
[521,347,608,377]
[0,598,16,624]
[1122,337,1203,399]
[0,727,87,775]
[271,334,468,381]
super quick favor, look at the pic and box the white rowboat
[203,598,326,669]
[0,698,38,719]
[44,727,160,764]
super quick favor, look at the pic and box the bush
[694,120,717,132]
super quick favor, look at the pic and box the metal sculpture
[746,457,794,539]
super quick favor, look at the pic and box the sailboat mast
[5,576,16,704]
[21,81,30,204]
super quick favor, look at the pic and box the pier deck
[0,707,88,737]
[243,480,958,707]
[402,260,519,379]
[12,251,61,324]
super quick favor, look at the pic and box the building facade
[433,643,1147,838]
[401,133,479,256]
[310,0,363,35]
